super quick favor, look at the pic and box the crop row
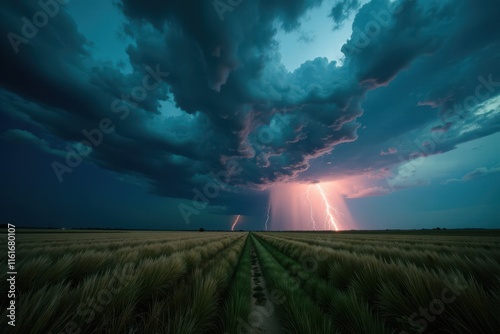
[252,234,339,333]
[255,233,500,333]
[275,232,500,251]
[272,233,500,262]
[15,232,235,259]
[6,231,498,334]
[268,234,500,287]
[2,234,242,305]
[0,233,247,333]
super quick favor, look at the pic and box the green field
[2,230,500,334]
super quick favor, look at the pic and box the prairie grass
[6,230,498,334]
[253,235,337,334]
[5,282,75,334]
[256,232,500,334]
[255,234,388,334]
[218,235,251,334]
[266,233,500,288]
[11,235,238,300]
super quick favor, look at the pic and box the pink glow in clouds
[334,173,393,199]
[268,182,355,231]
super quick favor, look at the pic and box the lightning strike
[316,184,339,231]
[231,215,241,231]
[268,182,353,230]
[264,205,271,231]
[306,185,317,230]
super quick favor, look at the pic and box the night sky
[1,0,499,230]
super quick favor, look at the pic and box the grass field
[1,230,500,334]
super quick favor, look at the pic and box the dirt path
[248,241,282,334]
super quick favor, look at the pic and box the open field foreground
[1,230,500,334]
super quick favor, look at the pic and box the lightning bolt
[231,215,241,231]
[306,185,317,230]
[316,184,339,231]
[264,205,271,231]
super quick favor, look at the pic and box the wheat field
[1,230,499,334]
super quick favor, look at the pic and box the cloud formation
[2,129,66,158]
[1,0,499,216]
[380,147,397,156]
[443,164,500,184]
[330,0,361,30]
[346,186,391,198]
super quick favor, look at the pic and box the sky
[1,0,499,231]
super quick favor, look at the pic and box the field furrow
[2,230,499,334]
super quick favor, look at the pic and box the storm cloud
[1,0,499,220]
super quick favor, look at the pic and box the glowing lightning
[231,215,241,231]
[264,205,271,231]
[306,186,317,230]
[315,184,339,231]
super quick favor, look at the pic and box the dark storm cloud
[116,0,367,189]
[0,1,204,201]
[1,0,351,212]
[2,128,65,157]
[1,0,499,215]
[307,0,500,180]
[343,0,457,87]
[329,0,361,30]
